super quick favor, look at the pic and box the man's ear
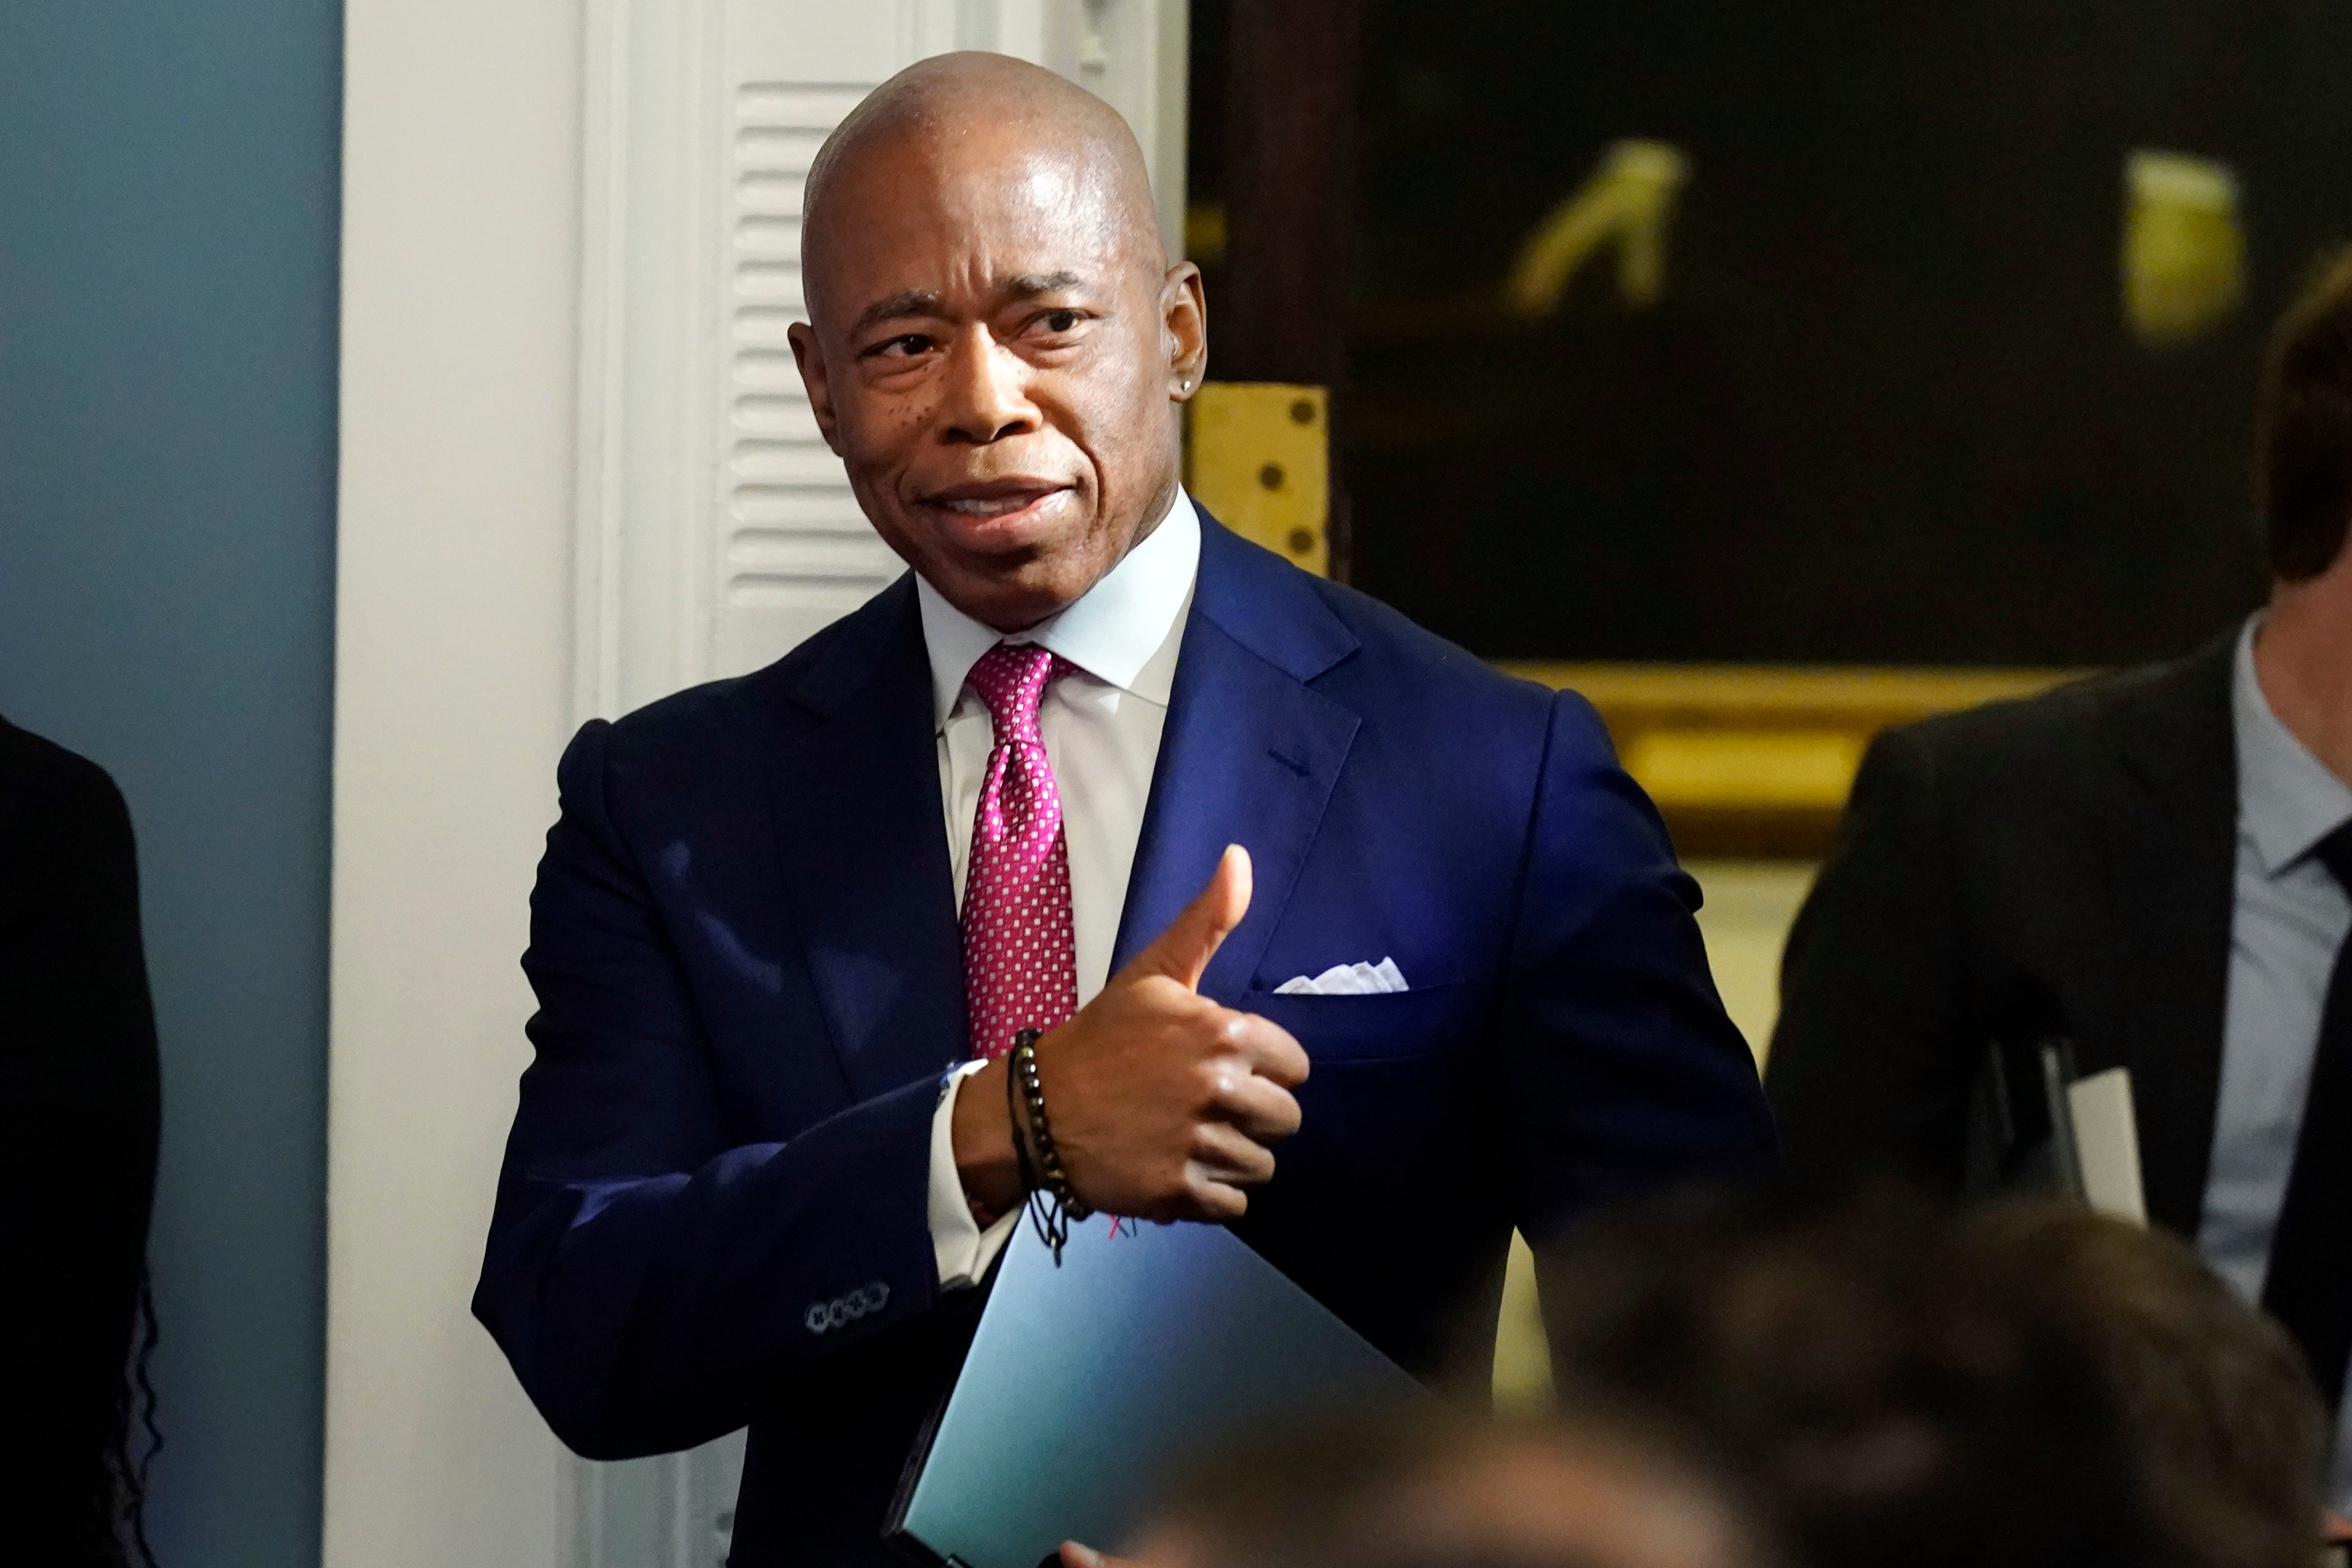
[788,321,845,455]
[1160,261,1207,401]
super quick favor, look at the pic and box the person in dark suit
[1768,248,2352,1512]
[1,716,163,1566]
[473,53,1773,1566]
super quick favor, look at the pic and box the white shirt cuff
[929,1058,1021,1290]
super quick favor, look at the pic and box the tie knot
[967,642,1066,737]
[2318,820,2352,893]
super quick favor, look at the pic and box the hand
[953,845,1310,1223]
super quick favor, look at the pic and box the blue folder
[886,1214,1429,1567]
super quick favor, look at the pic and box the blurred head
[1127,1410,1772,1568]
[788,53,1207,633]
[1964,1202,2327,1568]
[1539,1187,2152,1568]
[2256,246,2352,583]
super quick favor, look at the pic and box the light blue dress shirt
[2201,614,2352,1503]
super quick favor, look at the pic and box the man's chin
[924,550,1105,633]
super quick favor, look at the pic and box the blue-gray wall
[0,4,341,1564]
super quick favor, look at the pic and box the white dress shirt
[2201,613,2352,1506]
[919,490,1200,1289]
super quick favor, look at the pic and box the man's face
[790,129,1206,631]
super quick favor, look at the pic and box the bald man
[475,54,1773,1564]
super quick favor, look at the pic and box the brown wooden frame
[1214,0,1361,576]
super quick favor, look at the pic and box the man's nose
[939,330,1040,445]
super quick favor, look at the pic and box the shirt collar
[2232,612,2352,877]
[913,488,1201,728]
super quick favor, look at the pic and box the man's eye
[1040,310,1081,334]
[871,334,932,359]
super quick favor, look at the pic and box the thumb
[1129,844,1252,992]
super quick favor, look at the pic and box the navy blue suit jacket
[476,517,1773,1564]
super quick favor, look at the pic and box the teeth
[943,494,1039,518]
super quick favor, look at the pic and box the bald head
[785,52,1206,633]
[801,53,1165,327]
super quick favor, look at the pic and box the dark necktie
[2261,820,2352,1414]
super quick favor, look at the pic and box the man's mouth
[939,490,1058,518]
[919,479,1077,537]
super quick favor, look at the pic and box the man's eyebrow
[850,289,943,337]
[1001,271,1089,300]
[847,274,1093,337]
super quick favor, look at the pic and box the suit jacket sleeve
[1766,724,1976,1193]
[2,733,160,1515]
[473,720,944,1460]
[1499,691,1777,1247]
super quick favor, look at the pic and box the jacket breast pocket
[1234,983,1470,1063]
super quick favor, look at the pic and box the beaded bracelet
[1002,1045,1041,1210]
[1008,1027,1091,1261]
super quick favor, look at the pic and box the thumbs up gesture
[952,845,1310,1224]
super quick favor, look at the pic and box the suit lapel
[2104,632,2238,1235]
[1112,518,1362,996]
[764,577,970,1099]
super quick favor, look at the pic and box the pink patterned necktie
[961,642,1080,1060]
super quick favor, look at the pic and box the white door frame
[327,0,586,1561]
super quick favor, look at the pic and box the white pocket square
[1273,957,1408,996]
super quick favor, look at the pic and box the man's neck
[2254,545,2352,787]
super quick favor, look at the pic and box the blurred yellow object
[1186,383,1329,575]
[1184,202,1227,265]
[1506,139,1690,316]
[1493,1230,1554,1414]
[1621,727,1867,812]
[1503,662,2084,855]
[2123,149,2245,348]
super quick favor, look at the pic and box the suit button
[804,1302,831,1335]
